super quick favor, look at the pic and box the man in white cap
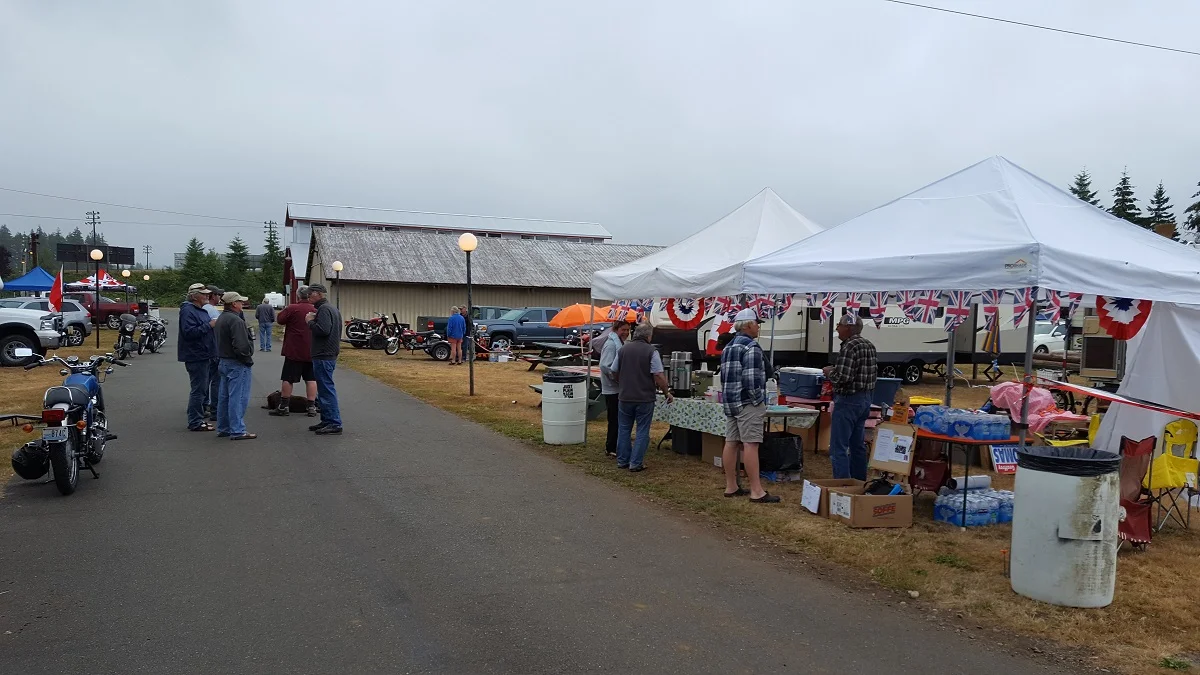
[178,282,217,431]
[823,311,878,479]
[215,291,256,440]
[719,308,779,503]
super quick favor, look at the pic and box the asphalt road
[1,319,1072,674]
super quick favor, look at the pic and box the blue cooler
[778,367,824,399]
[871,377,903,407]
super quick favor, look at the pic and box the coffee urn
[669,351,693,397]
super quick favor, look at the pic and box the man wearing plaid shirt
[719,308,780,503]
[824,312,878,480]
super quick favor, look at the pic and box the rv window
[1082,336,1117,370]
[858,307,871,319]
[807,307,821,321]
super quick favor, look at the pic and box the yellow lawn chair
[1143,446,1199,531]
[1036,413,1101,448]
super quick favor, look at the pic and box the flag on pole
[942,291,974,332]
[48,267,64,313]
[1012,287,1034,328]
[868,291,889,328]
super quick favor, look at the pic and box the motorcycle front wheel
[384,339,400,355]
[49,435,79,496]
[137,337,146,354]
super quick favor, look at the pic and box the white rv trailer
[647,296,1028,384]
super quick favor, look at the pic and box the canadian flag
[48,267,64,313]
[705,318,735,356]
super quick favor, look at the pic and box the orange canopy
[550,304,634,328]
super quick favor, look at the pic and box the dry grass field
[342,347,1200,675]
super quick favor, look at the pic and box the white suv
[0,307,62,367]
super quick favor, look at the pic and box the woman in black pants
[598,321,631,457]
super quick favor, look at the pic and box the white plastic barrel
[1010,446,1122,608]
[541,373,587,445]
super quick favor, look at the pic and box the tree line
[0,225,109,280]
[1069,168,1200,241]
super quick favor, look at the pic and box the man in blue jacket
[178,282,218,431]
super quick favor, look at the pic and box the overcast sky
[1,1,1197,266]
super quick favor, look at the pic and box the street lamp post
[121,269,131,305]
[330,260,343,312]
[457,233,478,396]
[89,249,104,348]
[142,274,150,306]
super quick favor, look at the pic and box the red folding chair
[1118,435,1156,550]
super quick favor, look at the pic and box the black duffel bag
[757,431,803,472]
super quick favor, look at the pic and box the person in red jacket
[270,286,319,417]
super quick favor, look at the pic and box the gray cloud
[1,0,1197,266]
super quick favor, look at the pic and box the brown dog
[263,391,313,413]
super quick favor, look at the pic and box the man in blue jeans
[178,282,217,431]
[824,312,878,479]
[305,284,343,435]
[255,298,276,352]
[214,291,256,441]
[611,322,673,472]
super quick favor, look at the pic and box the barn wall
[332,282,591,326]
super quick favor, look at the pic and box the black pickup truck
[416,305,510,335]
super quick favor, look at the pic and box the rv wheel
[880,364,899,379]
[902,361,923,385]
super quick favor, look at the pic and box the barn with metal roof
[304,227,660,326]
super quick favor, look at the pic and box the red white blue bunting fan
[868,292,889,328]
[664,297,707,329]
[1096,296,1152,340]
[942,291,974,332]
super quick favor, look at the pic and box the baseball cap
[205,285,224,296]
[187,282,207,293]
[222,291,249,304]
[733,308,763,323]
[307,283,328,294]
[839,311,860,325]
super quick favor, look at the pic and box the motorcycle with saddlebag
[9,349,128,495]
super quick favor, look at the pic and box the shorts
[725,403,766,444]
[280,358,315,384]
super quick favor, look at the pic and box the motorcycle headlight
[123,322,135,331]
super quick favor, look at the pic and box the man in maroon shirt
[270,286,319,417]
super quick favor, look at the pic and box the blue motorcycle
[10,349,127,495]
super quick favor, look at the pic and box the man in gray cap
[823,311,878,480]
[305,284,343,434]
[178,282,217,431]
[215,291,256,440]
[201,285,224,420]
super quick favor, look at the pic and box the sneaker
[308,422,330,431]
[269,405,290,417]
[314,425,342,435]
[306,403,318,417]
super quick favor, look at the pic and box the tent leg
[769,298,778,370]
[944,325,956,407]
[585,296,593,446]
[1017,288,1038,451]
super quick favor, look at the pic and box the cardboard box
[827,484,914,528]
[800,478,864,517]
[701,433,725,468]
[797,410,832,453]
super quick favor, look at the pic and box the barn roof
[288,202,612,240]
[310,227,661,289]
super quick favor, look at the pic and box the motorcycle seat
[44,385,91,407]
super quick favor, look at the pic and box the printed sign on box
[990,444,1019,474]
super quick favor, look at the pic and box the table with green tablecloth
[653,396,818,435]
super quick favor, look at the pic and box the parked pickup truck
[477,307,579,351]
[65,291,141,330]
[416,306,510,335]
[0,307,63,367]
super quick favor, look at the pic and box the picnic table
[518,342,584,371]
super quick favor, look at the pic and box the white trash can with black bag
[1010,446,1121,608]
[541,372,587,445]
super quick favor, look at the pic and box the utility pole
[86,211,101,249]
[142,244,153,269]
[29,232,39,268]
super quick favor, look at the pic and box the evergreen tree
[66,227,85,244]
[0,245,11,279]
[1145,181,1176,234]
[203,250,224,286]
[1182,181,1200,244]
[261,224,283,290]
[1068,168,1100,206]
[180,237,208,282]
[0,224,12,254]
[224,236,250,292]
[1107,168,1144,228]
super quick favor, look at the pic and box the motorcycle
[137,315,169,354]
[386,326,451,361]
[345,312,393,350]
[9,349,127,495]
[113,313,139,359]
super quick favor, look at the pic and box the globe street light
[90,248,104,347]
[121,269,131,305]
[330,260,344,312]
[457,233,478,396]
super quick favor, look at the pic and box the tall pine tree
[261,223,283,290]
[1145,181,1176,236]
[1107,168,1144,228]
[1069,168,1100,206]
[224,236,251,292]
[180,237,221,285]
[1182,180,1200,244]
[0,245,11,279]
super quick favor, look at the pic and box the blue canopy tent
[2,267,55,293]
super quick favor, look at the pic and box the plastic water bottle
[766,379,778,406]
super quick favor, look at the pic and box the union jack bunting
[980,289,1004,332]
[707,296,742,320]
[896,290,920,311]
[903,291,940,324]
[608,298,653,321]
[742,294,788,320]
[844,292,863,311]
[1045,291,1065,323]
[1064,291,1084,320]
[808,292,834,323]
[942,291,974,332]
[1011,287,1034,328]
[868,291,890,328]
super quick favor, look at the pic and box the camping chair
[1035,413,1101,448]
[1144,447,1199,532]
[1118,435,1156,550]
[1163,419,1198,457]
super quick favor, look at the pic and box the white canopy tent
[591,187,824,301]
[741,156,1200,303]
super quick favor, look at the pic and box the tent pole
[944,324,956,407]
[769,297,778,370]
[1017,288,1039,451]
[585,296,593,446]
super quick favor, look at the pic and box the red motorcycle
[344,312,397,350]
